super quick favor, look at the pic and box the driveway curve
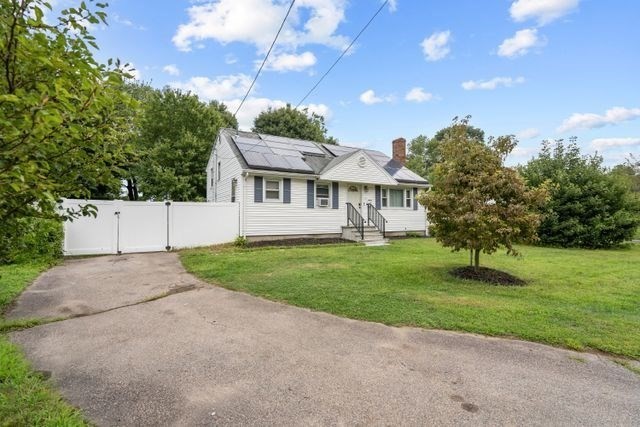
[9,253,640,426]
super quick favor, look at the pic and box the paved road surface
[9,253,640,426]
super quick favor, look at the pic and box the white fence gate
[62,199,239,255]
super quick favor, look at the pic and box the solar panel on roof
[262,139,294,150]
[283,156,313,172]
[263,153,291,169]
[322,144,356,157]
[260,134,315,146]
[236,142,272,154]
[294,145,324,155]
[242,151,271,169]
[233,133,331,173]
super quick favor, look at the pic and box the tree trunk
[474,249,480,268]
[132,178,139,200]
[126,178,139,201]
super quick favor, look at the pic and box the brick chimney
[392,137,406,165]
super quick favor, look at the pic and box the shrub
[0,218,63,265]
[521,140,640,248]
[234,235,248,248]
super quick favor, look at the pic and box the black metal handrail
[367,203,387,238]
[346,202,365,240]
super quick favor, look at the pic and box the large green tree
[418,118,547,267]
[252,104,337,144]
[521,140,640,248]
[611,154,640,194]
[1,0,135,223]
[128,87,237,201]
[407,124,485,181]
[405,135,430,179]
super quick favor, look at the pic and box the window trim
[381,187,413,209]
[263,178,282,202]
[231,178,237,203]
[315,182,331,208]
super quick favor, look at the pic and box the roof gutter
[241,168,321,179]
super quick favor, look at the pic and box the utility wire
[295,0,389,108]
[233,0,296,118]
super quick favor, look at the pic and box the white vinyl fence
[62,199,239,255]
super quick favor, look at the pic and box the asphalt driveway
[8,253,640,426]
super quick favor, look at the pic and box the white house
[206,129,429,244]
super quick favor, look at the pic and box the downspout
[213,147,218,202]
[241,171,248,238]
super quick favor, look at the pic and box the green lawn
[0,261,87,426]
[181,239,640,359]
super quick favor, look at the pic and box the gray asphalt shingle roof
[220,129,428,185]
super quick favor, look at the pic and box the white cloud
[558,107,640,132]
[263,51,316,72]
[360,89,382,105]
[170,74,253,101]
[172,0,349,53]
[225,54,238,65]
[358,89,394,105]
[168,72,332,129]
[510,0,580,25]
[511,146,538,158]
[223,97,331,130]
[421,30,451,61]
[388,0,398,12]
[405,87,433,103]
[462,76,525,91]
[591,138,640,150]
[498,28,543,58]
[118,62,141,80]
[113,14,147,31]
[516,128,541,140]
[162,64,180,76]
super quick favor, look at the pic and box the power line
[295,0,389,108]
[233,0,296,118]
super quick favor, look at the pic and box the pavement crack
[7,284,201,331]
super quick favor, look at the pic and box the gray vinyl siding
[243,176,427,236]
[209,135,243,203]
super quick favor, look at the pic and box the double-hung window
[265,179,281,201]
[316,183,330,207]
[389,189,404,207]
[382,188,411,208]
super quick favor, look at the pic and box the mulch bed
[451,266,527,286]
[248,238,350,248]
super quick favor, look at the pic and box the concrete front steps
[341,225,389,246]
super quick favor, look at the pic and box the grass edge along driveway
[181,239,640,359]
[0,261,88,426]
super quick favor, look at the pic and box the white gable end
[320,150,397,185]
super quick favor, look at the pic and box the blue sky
[63,0,639,165]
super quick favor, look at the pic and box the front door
[346,184,362,212]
